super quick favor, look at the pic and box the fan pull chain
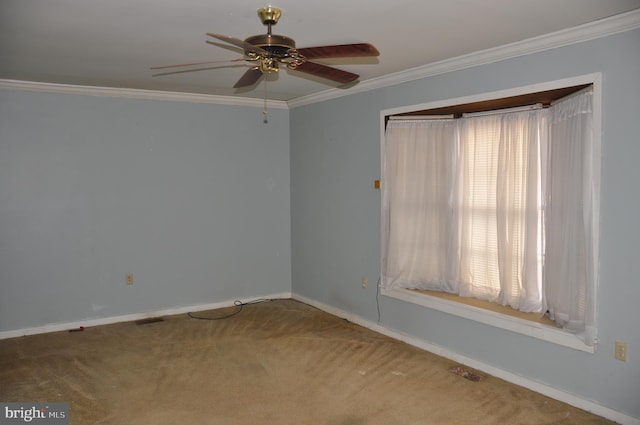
[263,78,269,124]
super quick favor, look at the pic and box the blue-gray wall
[290,29,640,418]
[0,92,291,331]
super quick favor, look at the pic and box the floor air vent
[135,318,164,325]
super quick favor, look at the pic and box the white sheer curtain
[382,112,546,308]
[381,92,597,345]
[455,111,546,312]
[381,119,457,293]
[544,90,598,345]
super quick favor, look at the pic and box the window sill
[380,287,594,353]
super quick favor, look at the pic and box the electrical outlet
[126,273,134,286]
[615,341,627,362]
[361,277,368,289]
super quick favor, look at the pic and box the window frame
[379,73,602,353]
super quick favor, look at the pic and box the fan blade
[151,58,245,70]
[234,67,263,88]
[293,61,359,84]
[206,33,269,56]
[296,43,379,60]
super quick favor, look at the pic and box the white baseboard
[292,292,640,425]
[0,292,292,340]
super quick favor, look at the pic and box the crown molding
[288,8,640,109]
[0,79,289,109]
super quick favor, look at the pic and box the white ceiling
[1,0,639,102]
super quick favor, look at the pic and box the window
[380,78,600,350]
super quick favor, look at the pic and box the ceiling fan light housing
[244,34,296,56]
[259,58,279,74]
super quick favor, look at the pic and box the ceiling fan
[151,6,380,89]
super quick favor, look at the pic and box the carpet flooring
[0,299,615,424]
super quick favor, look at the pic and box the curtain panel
[544,91,598,345]
[381,91,598,345]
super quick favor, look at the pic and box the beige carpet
[0,299,615,424]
